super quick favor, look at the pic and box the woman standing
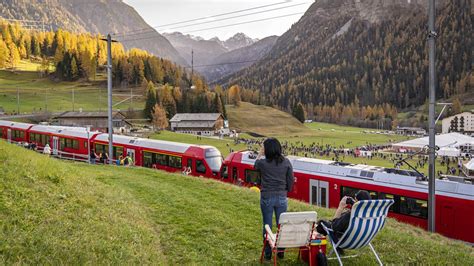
[254,138,294,260]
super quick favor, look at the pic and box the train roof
[237,151,473,199]
[0,120,32,130]
[29,125,100,139]
[94,134,193,154]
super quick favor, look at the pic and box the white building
[442,111,474,135]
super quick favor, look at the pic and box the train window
[169,156,182,169]
[72,140,79,150]
[95,144,106,154]
[341,186,359,198]
[196,160,206,173]
[143,152,153,168]
[221,165,228,179]
[115,147,124,158]
[42,134,48,145]
[399,196,428,219]
[245,169,261,185]
[60,138,65,149]
[341,186,377,202]
[83,141,87,149]
[378,193,396,212]
[66,138,72,148]
[156,153,168,166]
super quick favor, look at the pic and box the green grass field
[226,102,409,147]
[0,69,144,114]
[1,141,473,264]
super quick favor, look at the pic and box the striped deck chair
[321,199,394,266]
[260,211,317,265]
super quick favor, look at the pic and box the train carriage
[28,125,100,159]
[0,121,33,143]
[92,134,223,178]
[224,151,474,243]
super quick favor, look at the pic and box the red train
[0,120,222,178]
[0,120,473,243]
[221,151,474,244]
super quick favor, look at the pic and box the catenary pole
[17,88,19,114]
[72,87,75,112]
[107,33,114,165]
[427,0,437,232]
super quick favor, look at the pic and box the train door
[7,129,11,143]
[52,136,59,155]
[309,180,329,208]
[438,203,455,238]
[126,148,135,164]
[187,158,193,174]
[232,167,238,184]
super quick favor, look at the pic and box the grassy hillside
[0,69,143,114]
[1,141,473,264]
[226,102,311,136]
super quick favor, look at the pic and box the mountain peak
[223,32,257,51]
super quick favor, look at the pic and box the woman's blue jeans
[260,194,288,257]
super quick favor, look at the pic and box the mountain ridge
[219,0,471,113]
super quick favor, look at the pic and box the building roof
[172,121,218,128]
[442,111,474,122]
[55,111,125,119]
[393,132,474,149]
[170,113,223,122]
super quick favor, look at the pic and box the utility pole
[45,89,48,113]
[72,87,75,112]
[106,33,114,165]
[191,49,194,80]
[427,0,437,233]
[17,88,19,114]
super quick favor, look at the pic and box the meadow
[1,140,473,265]
[0,64,144,114]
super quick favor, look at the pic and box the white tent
[392,132,474,150]
[465,159,474,171]
[464,159,474,177]
[438,147,460,157]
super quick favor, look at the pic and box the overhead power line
[115,1,310,38]
[112,0,305,37]
[119,11,304,43]
[116,1,358,43]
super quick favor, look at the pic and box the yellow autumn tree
[152,104,169,130]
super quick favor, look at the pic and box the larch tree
[152,104,169,130]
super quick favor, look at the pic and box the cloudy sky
[123,0,312,40]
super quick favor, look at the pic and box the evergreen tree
[220,94,227,119]
[144,81,157,119]
[294,102,306,123]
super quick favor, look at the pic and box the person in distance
[316,190,371,250]
[254,138,294,261]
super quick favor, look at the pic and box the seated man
[316,190,371,246]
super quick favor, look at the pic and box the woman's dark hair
[355,190,371,201]
[264,138,285,165]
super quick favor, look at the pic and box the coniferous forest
[0,21,227,120]
[220,0,472,128]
